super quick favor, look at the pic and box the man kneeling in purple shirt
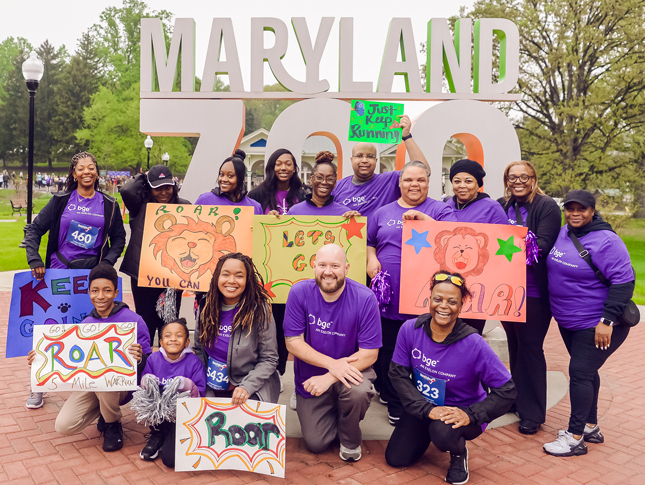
[28,263,152,452]
[284,244,382,462]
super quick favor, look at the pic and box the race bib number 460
[207,357,229,390]
[66,220,99,249]
[413,367,446,406]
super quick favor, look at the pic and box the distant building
[238,128,466,195]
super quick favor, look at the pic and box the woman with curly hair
[193,253,280,404]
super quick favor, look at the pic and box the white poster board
[31,322,138,392]
[175,398,287,478]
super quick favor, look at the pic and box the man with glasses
[333,115,430,220]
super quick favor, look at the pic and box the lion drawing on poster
[149,214,236,281]
[434,227,490,278]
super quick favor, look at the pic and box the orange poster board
[138,204,254,292]
[400,220,528,322]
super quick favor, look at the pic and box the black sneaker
[446,448,469,484]
[97,414,106,433]
[102,421,124,452]
[140,426,165,461]
[583,425,604,444]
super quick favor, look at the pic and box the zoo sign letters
[138,204,254,290]
[400,220,528,322]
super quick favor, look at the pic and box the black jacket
[25,190,126,269]
[119,174,191,280]
[497,193,562,298]
[389,316,516,425]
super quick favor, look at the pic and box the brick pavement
[1,289,644,484]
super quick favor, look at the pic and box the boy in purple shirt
[284,244,382,462]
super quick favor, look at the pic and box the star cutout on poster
[263,282,276,298]
[405,229,432,255]
[496,236,522,262]
[340,217,365,240]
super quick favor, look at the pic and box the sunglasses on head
[433,273,464,287]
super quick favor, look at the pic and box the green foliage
[244,83,295,134]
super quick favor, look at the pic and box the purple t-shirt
[393,319,511,427]
[506,204,540,298]
[332,171,401,220]
[287,197,350,216]
[82,306,152,355]
[204,307,237,363]
[52,190,105,268]
[142,350,206,396]
[445,196,508,225]
[283,278,382,398]
[547,227,634,330]
[368,199,457,321]
[195,191,263,215]
[265,190,290,215]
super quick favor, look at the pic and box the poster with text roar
[138,204,254,291]
[175,398,286,478]
[6,269,123,358]
[400,221,528,322]
[30,322,138,392]
[253,215,367,303]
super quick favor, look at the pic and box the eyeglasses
[433,273,464,287]
[313,175,337,184]
[506,174,532,184]
[352,153,377,160]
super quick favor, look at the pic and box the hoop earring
[531,185,534,190]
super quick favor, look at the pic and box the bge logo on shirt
[308,313,331,330]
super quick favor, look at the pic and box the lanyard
[514,203,524,227]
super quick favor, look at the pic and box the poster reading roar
[400,221,528,322]
[175,398,286,478]
[253,215,367,303]
[31,322,138,392]
[138,204,254,290]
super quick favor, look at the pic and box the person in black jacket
[497,160,561,435]
[386,271,516,484]
[120,165,191,344]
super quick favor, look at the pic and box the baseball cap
[147,165,175,188]
[562,189,596,209]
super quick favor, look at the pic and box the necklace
[430,323,451,335]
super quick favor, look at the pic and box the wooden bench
[10,199,27,216]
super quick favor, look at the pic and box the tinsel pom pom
[156,288,178,324]
[130,374,164,427]
[525,230,540,265]
[370,271,392,312]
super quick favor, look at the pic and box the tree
[244,83,295,134]
[461,0,645,197]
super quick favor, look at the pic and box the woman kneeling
[385,272,516,485]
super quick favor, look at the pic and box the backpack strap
[568,231,611,288]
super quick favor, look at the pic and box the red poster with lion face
[400,220,528,322]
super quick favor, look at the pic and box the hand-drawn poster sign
[253,215,367,303]
[348,100,404,143]
[175,398,286,478]
[138,204,254,291]
[400,221,528,322]
[6,270,123,358]
[31,322,138,392]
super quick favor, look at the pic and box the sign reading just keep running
[348,100,404,143]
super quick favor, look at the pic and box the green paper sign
[348,100,404,143]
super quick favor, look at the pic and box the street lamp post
[162,152,169,166]
[19,52,44,248]
[145,136,154,169]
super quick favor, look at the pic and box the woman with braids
[195,149,263,214]
[248,148,305,215]
[24,151,127,410]
[193,253,280,403]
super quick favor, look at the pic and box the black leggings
[156,420,176,468]
[502,296,551,424]
[385,411,482,467]
[272,303,288,375]
[559,324,629,435]
[375,317,405,418]
[130,278,183,345]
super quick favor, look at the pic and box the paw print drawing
[58,303,71,314]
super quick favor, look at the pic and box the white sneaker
[26,392,44,409]
[543,430,588,457]
[279,373,284,393]
[339,444,361,462]
[289,390,297,410]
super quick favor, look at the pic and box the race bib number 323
[413,367,446,406]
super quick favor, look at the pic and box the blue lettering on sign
[20,319,34,337]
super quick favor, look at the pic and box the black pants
[272,303,288,375]
[461,318,486,336]
[559,324,629,435]
[130,278,183,345]
[502,296,551,425]
[385,411,482,467]
[375,317,405,419]
[157,421,176,468]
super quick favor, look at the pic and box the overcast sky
[0,0,476,117]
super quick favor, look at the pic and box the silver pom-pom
[158,376,190,423]
[131,374,164,427]
[156,288,178,323]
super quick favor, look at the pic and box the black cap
[449,159,486,188]
[563,189,596,209]
[147,165,175,188]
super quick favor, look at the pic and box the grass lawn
[619,218,645,305]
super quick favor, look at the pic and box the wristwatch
[401,133,413,141]
[600,317,614,327]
